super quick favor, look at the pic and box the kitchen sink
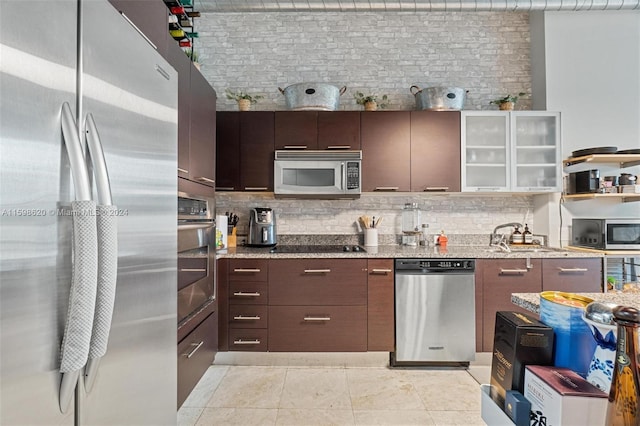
[485,247,560,253]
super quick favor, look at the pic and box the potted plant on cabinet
[489,92,527,111]
[225,89,264,111]
[184,48,200,70]
[354,92,389,111]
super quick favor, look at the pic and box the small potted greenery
[225,89,264,111]
[354,92,389,111]
[490,92,527,111]
[184,48,200,70]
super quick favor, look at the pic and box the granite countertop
[512,292,640,314]
[217,245,604,259]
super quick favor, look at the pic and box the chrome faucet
[489,222,523,252]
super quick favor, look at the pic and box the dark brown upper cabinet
[317,112,361,150]
[215,112,241,191]
[188,67,216,187]
[410,111,461,193]
[360,111,411,192]
[240,112,275,191]
[274,111,318,150]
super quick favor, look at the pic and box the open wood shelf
[563,153,640,169]
[563,193,640,202]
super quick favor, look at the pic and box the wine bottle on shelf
[178,39,191,48]
[186,11,201,18]
[605,306,640,426]
[170,6,185,15]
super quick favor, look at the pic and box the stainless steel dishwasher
[392,258,476,367]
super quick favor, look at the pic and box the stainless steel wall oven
[177,191,216,329]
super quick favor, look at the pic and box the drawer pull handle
[304,269,331,274]
[195,176,215,184]
[216,187,235,191]
[371,268,392,274]
[283,145,308,149]
[233,315,261,321]
[424,186,449,192]
[183,341,204,359]
[558,267,588,273]
[233,339,261,345]
[304,317,331,321]
[327,145,351,150]
[500,268,528,274]
[234,268,261,273]
[374,186,398,191]
[233,292,261,297]
[180,268,207,272]
[244,187,268,191]
[177,167,189,174]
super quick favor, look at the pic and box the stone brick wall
[200,12,536,242]
[196,12,531,111]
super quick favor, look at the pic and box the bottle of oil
[605,306,640,426]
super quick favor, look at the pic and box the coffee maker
[248,207,277,247]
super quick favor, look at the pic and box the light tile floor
[178,354,491,426]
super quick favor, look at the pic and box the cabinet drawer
[229,259,268,282]
[229,282,268,305]
[229,305,268,329]
[228,329,268,352]
[178,313,217,407]
[542,258,602,293]
[268,305,367,352]
[269,259,367,305]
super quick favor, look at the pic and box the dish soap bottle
[523,224,533,244]
[437,230,448,247]
[511,226,523,245]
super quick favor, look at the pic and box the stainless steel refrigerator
[1,0,178,424]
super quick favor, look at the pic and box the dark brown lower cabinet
[367,259,394,351]
[268,305,367,352]
[542,258,602,292]
[177,312,218,408]
[477,258,543,352]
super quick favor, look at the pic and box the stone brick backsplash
[196,12,531,111]
[216,192,536,243]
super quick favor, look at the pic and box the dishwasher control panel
[395,259,475,272]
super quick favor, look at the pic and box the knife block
[227,226,237,248]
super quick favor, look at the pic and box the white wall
[530,11,640,246]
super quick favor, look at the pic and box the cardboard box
[524,365,607,426]
[490,311,554,410]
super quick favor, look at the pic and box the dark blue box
[505,390,531,426]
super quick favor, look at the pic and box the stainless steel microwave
[572,219,640,250]
[274,150,362,198]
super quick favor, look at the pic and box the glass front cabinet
[461,111,561,193]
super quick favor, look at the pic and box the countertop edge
[216,245,605,260]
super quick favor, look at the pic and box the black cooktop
[269,244,366,253]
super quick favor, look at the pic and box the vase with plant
[354,92,389,111]
[225,89,264,111]
[490,92,527,111]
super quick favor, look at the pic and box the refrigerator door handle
[83,113,119,393]
[59,103,99,413]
